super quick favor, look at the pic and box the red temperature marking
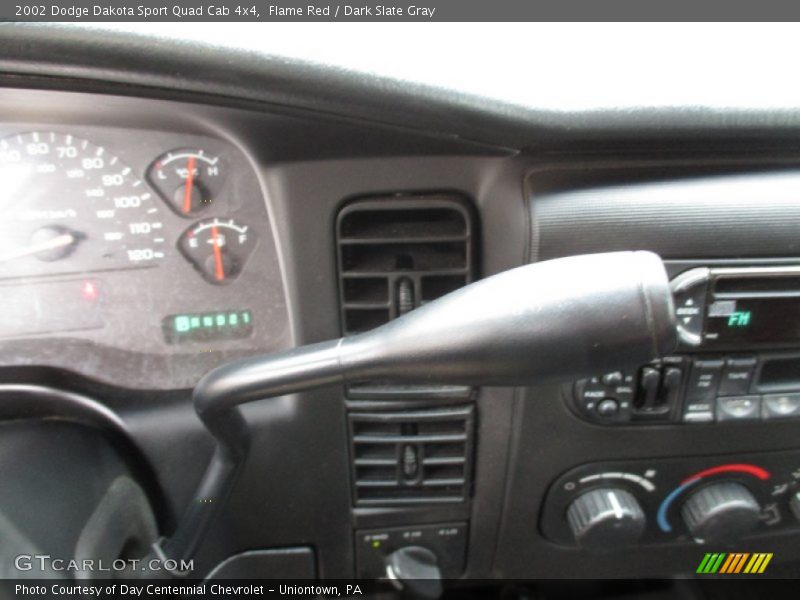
[681,463,770,484]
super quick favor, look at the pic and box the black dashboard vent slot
[336,195,476,335]
[348,405,475,505]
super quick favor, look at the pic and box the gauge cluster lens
[0,132,165,278]
[148,149,225,217]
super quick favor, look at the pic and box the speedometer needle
[0,233,76,263]
[210,224,225,282]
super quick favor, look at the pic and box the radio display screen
[705,297,800,345]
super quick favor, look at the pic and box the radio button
[718,357,757,396]
[635,366,661,411]
[601,371,624,387]
[683,407,714,423]
[675,295,704,330]
[671,268,710,347]
[683,358,723,422]
[662,366,683,410]
[686,358,724,401]
[574,379,631,422]
[596,398,620,418]
[716,395,761,421]
[762,393,800,419]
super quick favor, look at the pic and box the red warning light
[81,280,99,301]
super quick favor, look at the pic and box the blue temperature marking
[657,480,698,532]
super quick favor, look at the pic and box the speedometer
[0,132,165,279]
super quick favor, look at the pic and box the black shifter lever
[154,251,677,567]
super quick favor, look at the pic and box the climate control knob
[566,487,646,551]
[681,482,761,544]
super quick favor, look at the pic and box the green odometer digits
[0,132,165,278]
[163,309,253,343]
[178,218,256,284]
[148,149,225,217]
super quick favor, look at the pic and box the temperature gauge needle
[211,224,225,282]
[0,233,76,263]
[182,156,197,214]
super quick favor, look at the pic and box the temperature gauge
[179,218,256,284]
[148,149,225,217]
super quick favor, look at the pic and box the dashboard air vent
[348,405,475,505]
[336,195,476,335]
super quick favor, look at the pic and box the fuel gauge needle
[0,233,76,263]
[211,224,225,282]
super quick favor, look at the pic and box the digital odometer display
[0,132,166,278]
[163,310,253,343]
[705,297,800,345]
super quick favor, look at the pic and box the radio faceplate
[673,265,800,350]
[570,261,800,427]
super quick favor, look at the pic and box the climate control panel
[540,450,800,551]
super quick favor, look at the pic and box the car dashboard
[3,24,800,590]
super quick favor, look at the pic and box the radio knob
[681,482,761,544]
[566,488,646,551]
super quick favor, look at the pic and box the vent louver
[336,195,476,335]
[349,406,475,505]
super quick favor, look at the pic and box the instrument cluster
[1,134,256,285]
[0,125,289,389]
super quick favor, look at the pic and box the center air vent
[349,405,475,505]
[336,195,476,335]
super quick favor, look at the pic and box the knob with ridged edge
[681,482,761,544]
[566,487,646,551]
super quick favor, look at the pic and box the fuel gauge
[149,149,225,217]
[179,218,256,284]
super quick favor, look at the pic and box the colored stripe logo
[697,553,772,574]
